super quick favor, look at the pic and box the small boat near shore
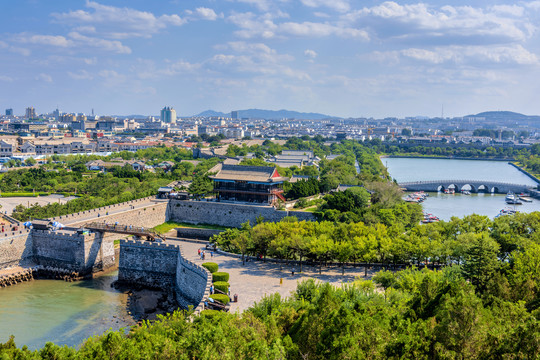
[405,191,429,203]
[519,196,533,202]
[495,208,519,218]
[506,198,523,205]
[422,212,439,223]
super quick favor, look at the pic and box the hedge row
[209,294,230,305]
[213,281,229,294]
[212,272,229,283]
[202,262,219,273]
[0,192,50,198]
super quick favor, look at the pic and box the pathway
[168,238,376,313]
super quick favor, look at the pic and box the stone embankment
[0,265,84,287]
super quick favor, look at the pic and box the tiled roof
[209,164,288,182]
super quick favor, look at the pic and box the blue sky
[1,0,540,118]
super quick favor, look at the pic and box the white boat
[505,191,515,201]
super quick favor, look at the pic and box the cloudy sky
[1,0,540,118]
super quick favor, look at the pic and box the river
[0,271,134,350]
[384,157,540,220]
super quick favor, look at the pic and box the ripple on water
[0,272,134,350]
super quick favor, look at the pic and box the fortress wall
[175,228,223,240]
[175,251,211,312]
[118,239,179,289]
[0,230,33,269]
[118,239,210,313]
[50,196,166,226]
[31,230,86,270]
[169,200,316,228]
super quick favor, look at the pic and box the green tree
[462,233,500,294]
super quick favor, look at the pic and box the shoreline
[380,154,516,161]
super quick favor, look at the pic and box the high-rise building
[5,108,13,116]
[160,106,177,124]
[231,110,238,120]
[25,107,37,120]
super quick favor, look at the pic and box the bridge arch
[491,186,499,193]
[477,184,489,193]
[437,185,445,192]
[460,184,476,193]
[448,184,458,192]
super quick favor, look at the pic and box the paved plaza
[169,238,375,313]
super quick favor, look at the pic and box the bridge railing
[85,222,165,241]
[398,180,533,187]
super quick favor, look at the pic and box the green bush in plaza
[202,262,219,273]
[213,281,229,294]
[197,309,221,320]
[209,294,230,305]
[212,272,229,282]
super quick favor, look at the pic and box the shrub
[209,294,230,305]
[213,281,230,294]
[202,262,219,273]
[212,272,229,283]
[198,309,221,320]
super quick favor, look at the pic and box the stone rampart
[175,251,211,312]
[0,231,33,269]
[118,239,179,289]
[175,228,223,240]
[31,229,115,273]
[169,200,316,228]
[118,239,210,313]
[49,196,166,226]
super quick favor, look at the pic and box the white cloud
[194,7,220,20]
[19,34,72,47]
[402,45,539,65]
[68,70,93,80]
[344,2,533,44]
[52,1,186,39]
[300,0,350,13]
[83,57,97,65]
[35,73,53,83]
[279,22,369,39]
[9,47,31,56]
[304,49,317,58]
[0,75,13,82]
[68,32,131,54]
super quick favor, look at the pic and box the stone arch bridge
[399,180,535,194]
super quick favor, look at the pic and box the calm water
[0,271,133,350]
[384,157,540,220]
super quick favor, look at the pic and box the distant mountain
[467,111,540,122]
[194,108,336,120]
[195,110,228,117]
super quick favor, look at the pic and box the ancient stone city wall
[0,230,33,269]
[118,239,210,312]
[168,199,316,228]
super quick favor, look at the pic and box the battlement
[31,229,86,240]
[49,195,157,222]
[119,239,179,251]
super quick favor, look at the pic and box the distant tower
[231,110,238,120]
[5,108,13,116]
[25,107,37,120]
[160,106,177,124]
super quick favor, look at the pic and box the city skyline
[1,0,540,118]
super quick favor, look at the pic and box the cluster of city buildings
[2,106,540,164]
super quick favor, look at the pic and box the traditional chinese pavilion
[208,164,288,204]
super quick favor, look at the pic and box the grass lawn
[153,221,230,233]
